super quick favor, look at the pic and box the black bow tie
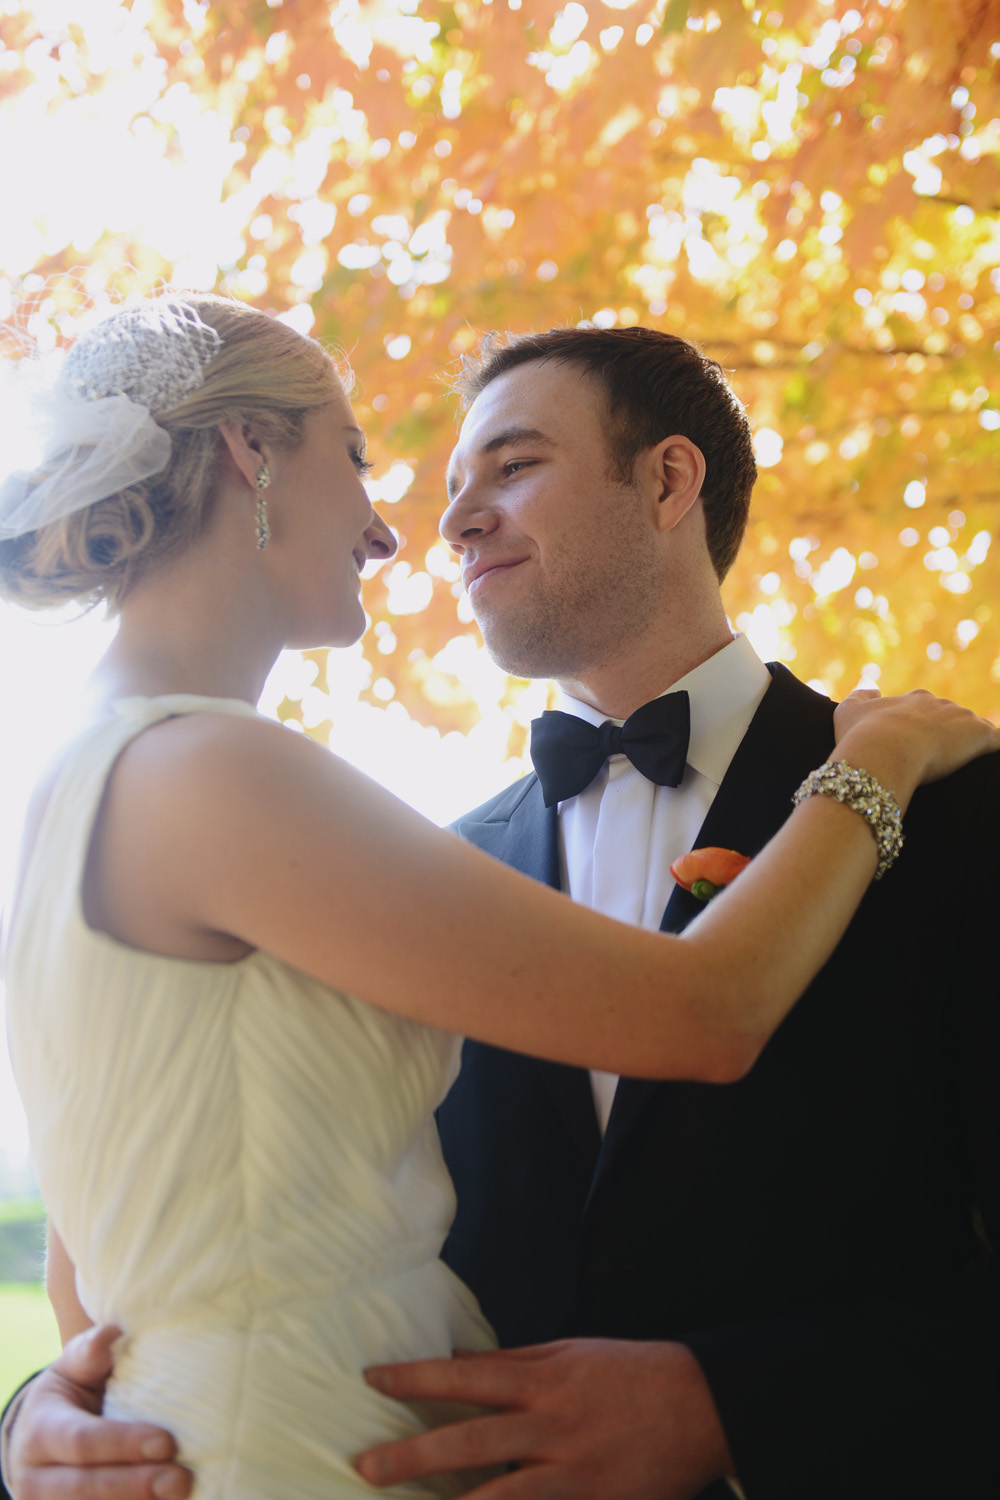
[529,692,691,808]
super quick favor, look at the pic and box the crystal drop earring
[255,465,271,550]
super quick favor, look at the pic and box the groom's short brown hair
[455,326,756,582]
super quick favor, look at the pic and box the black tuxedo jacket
[438,666,1000,1500]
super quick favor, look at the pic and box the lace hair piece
[60,301,222,410]
[0,300,222,542]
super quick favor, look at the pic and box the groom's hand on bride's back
[357,1337,737,1500]
[3,1325,190,1500]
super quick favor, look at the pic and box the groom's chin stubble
[476,611,580,682]
[476,590,651,684]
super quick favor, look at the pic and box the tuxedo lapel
[455,773,600,1166]
[453,773,560,886]
[595,667,838,1188]
[661,663,836,936]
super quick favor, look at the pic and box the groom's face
[440,359,667,681]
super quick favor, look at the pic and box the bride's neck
[91,562,283,709]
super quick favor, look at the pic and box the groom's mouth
[464,557,527,595]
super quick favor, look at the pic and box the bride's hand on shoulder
[833,687,1000,797]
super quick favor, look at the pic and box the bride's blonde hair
[0,294,345,612]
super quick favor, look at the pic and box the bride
[1,294,995,1500]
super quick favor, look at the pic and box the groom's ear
[631,436,706,534]
[651,437,706,532]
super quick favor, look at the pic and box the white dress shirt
[552,634,771,1500]
[553,633,772,1133]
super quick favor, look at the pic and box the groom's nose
[440,486,498,554]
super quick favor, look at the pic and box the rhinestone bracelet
[792,760,904,880]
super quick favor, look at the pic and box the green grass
[0,1201,44,1226]
[0,1199,46,1283]
[0,1283,60,1397]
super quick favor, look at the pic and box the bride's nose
[365,510,397,562]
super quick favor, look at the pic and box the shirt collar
[552,634,771,789]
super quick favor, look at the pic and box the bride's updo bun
[0,294,343,612]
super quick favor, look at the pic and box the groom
[3,327,999,1499]
[357,327,1000,1499]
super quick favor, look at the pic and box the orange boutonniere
[670,847,751,902]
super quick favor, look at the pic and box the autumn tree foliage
[2,0,998,741]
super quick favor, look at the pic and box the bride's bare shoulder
[99,708,355,863]
[112,707,327,788]
[84,711,334,959]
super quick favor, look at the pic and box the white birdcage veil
[0,298,222,542]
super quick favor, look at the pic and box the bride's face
[269,392,396,648]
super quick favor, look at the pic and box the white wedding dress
[4,696,497,1500]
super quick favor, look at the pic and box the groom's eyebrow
[480,425,551,453]
[446,426,554,498]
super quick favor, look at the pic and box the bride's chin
[289,612,368,654]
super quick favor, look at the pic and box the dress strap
[112,694,262,730]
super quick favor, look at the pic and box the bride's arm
[45,1227,92,1346]
[86,690,999,1084]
